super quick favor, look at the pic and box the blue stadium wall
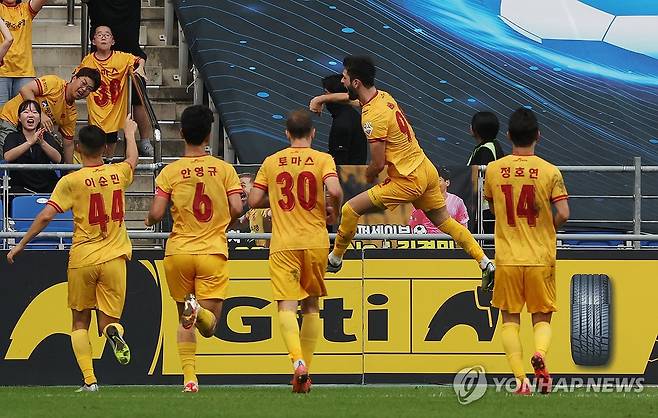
[1,249,657,385]
[175,0,658,232]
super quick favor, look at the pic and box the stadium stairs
[34,0,192,241]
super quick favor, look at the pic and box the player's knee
[341,202,358,220]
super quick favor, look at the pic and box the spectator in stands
[467,111,504,234]
[238,172,271,247]
[88,0,154,157]
[0,67,101,163]
[2,99,62,196]
[0,0,47,108]
[409,167,469,234]
[321,74,367,165]
[78,25,148,158]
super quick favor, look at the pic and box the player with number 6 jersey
[483,108,569,395]
[6,115,140,392]
[146,105,243,393]
[248,109,343,393]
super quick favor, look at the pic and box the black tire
[570,274,612,366]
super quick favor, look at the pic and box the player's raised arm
[0,19,14,63]
[309,92,353,114]
[6,204,57,264]
[123,114,138,170]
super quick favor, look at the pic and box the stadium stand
[11,194,72,248]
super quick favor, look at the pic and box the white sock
[480,256,492,270]
[293,359,306,370]
[329,252,342,265]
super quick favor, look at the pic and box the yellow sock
[333,203,360,258]
[438,217,485,263]
[196,307,216,336]
[533,321,552,357]
[102,322,124,338]
[501,322,525,384]
[300,313,321,370]
[178,341,197,384]
[278,310,303,363]
[71,329,96,385]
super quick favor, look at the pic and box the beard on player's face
[347,84,359,101]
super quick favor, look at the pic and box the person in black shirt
[467,111,504,234]
[2,100,62,195]
[321,74,367,165]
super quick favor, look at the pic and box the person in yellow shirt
[483,108,570,395]
[248,109,343,394]
[0,0,47,107]
[0,68,102,162]
[7,114,140,392]
[77,25,148,158]
[309,55,494,283]
[145,104,243,393]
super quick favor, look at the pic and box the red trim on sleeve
[227,188,243,196]
[28,2,38,18]
[61,132,74,141]
[323,173,338,181]
[35,78,43,96]
[155,187,171,200]
[483,195,493,202]
[551,194,569,203]
[253,182,268,191]
[367,137,387,143]
[46,200,64,213]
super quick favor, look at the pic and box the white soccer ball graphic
[499,0,658,60]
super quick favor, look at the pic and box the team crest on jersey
[363,121,373,136]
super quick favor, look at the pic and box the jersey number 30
[276,171,317,211]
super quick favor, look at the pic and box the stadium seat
[562,231,625,248]
[11,195,73,249]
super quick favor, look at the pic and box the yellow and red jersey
[47,162,134,268]
[0,2,37,77]
[155,155,241,257]
[361,90,425,177]
[77,51,140,133]
[0,75,77,140]
[254,147,337,253]
[484,155,568,266]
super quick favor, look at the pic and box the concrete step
[74,98,187,121]
[146,86,193,101]
[33,20,163,47]
[33,45,180,72]
[35,64,164,86]
[73,120,181,138]
[39,5,164,23]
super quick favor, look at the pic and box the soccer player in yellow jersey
[7,114,140,392]
[0,68,102,162]
[77,25,147,158]
[145,105,243,393]
[484,108,569,395]
[310,55,494,282]
[248,110,343,393]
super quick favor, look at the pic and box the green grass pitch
[0,386,656,418]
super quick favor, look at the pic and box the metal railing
[129,71,162,164]
[2,163,658,250]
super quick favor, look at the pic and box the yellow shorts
[164,254,229,302]
[368,157,446,211]
[67,257,127,318]
[269,249,328,301]
[492,265,557,314]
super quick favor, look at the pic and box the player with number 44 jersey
[146,105,243,393]
[7,115,140,392]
